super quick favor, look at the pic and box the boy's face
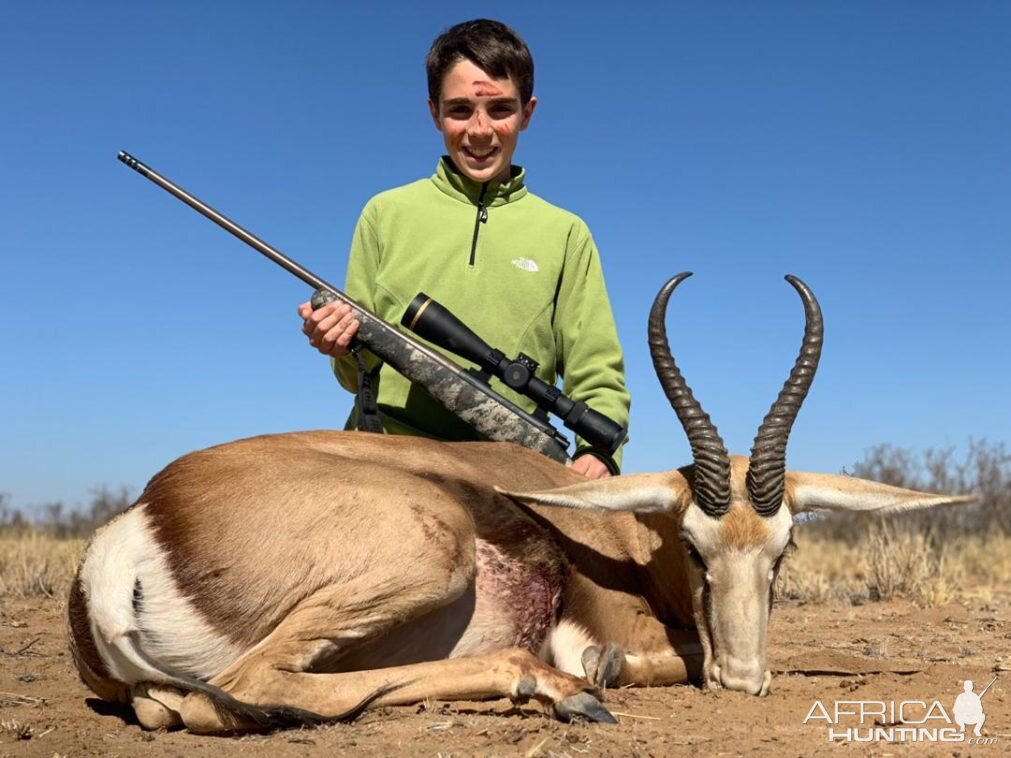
[429,58,537,185]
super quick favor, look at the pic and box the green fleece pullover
[333,158,630,467]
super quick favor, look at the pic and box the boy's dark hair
[426,19,535,106]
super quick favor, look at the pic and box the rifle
[117,152,624,464]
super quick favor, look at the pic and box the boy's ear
[520,96,538,131]
[428,99,443,131]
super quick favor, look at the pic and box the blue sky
[1,1,1008,510]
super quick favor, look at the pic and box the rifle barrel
[118,152,333,294]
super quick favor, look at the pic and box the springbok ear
[786,471,977,514]
[496,472,692,514]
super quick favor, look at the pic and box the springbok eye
[771,537,798,579]
[780,533,796,557]
[681,538,707,570]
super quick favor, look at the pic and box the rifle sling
[352,347,384,433]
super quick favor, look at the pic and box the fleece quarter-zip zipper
[468,182,489,268]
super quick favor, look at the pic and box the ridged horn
[649,273,731,516]
[747,275,824,517]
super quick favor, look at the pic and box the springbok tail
[197,680,409,731]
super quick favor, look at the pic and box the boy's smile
[429,58,537,185]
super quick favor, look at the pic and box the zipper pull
[478,182,489,223]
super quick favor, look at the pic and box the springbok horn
[747,275,824,517]
[648,273,731,516]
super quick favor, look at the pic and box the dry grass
[0,533,85,599]
[0,718,36,741]
[778,523,1011,607]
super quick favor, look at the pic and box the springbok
[68,274,971,733]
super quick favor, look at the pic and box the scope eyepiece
[402,293,626,455]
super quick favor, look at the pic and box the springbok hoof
[511,676,537,703]
[553,692,617,724]
[581,642,624,690]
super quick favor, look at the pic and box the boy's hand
[572,454,612,480]
[299,300,360,358]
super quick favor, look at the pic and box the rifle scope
[403,294,626,456]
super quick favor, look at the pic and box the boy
[299,19,629,478]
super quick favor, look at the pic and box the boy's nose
[467,111,493,137]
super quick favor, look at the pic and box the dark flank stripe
[67,570,127,701]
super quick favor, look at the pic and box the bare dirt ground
[1,594,1008,757]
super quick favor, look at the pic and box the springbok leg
[131,684,187,729]
[553,588,704,688]
[173,563,605,732]
[179,647,606,733]
[619,625,704,686]
[572,630,702,688]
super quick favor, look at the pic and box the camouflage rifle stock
[117,151,571,463]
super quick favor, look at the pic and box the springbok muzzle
[714,657,769,696]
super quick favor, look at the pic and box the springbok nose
[719,659,765,695]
